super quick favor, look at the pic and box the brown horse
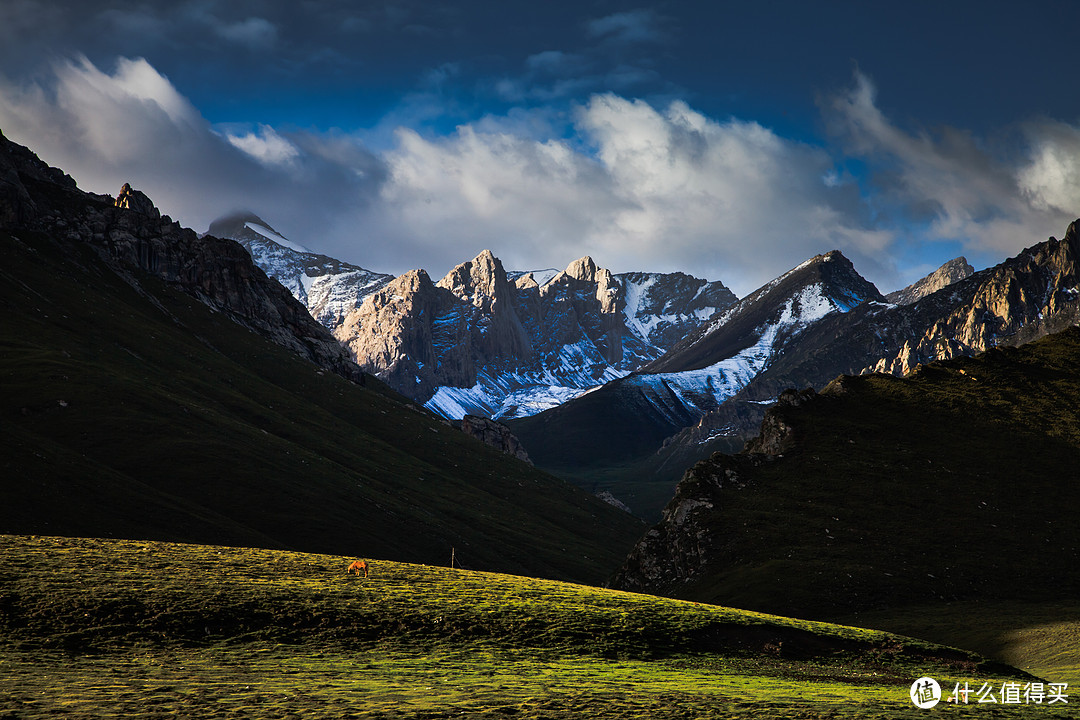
[347,560,369,578]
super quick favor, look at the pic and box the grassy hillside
[0,229,643,583]
[831,601,1080,690]
[616,327,1080,618]
[1,535,1056,719]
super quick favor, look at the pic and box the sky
[1,1,1079,297]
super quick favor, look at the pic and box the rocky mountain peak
[564,255,599,282]
[398,268,436,293]
[114,183,160,221]
[543,255,620,315]
[436,249,508,306]
[886,256,974,305]
[1066,219,1080,243]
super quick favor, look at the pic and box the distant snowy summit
[209,212,393,328]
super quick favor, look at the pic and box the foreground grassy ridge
[3,536,1065,720]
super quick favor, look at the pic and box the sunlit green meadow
[1,535,1073,718]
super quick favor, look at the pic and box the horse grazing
[347,560,369,578]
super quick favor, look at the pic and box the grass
[831,602,1080,690]
[3,535,1071,719]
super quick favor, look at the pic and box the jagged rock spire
[114,183,160,221]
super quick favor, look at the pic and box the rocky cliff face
[885,256,973,305]
[866,226,1080,375]
[0,130,362,382]
[612,450,759,593]
[333,250,737,419]
[334,268,459,398]
[333,252,534,401]
[436,249,533,366]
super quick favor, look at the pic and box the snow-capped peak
[244,221,311,254]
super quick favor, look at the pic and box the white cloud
[368,93,891,294]
[4,55,1074,300]
[1017,121,1080,215]
[225,124,300,166]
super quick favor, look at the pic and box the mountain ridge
[210,212,394,329]
[509,249,883,480]
[329,248,738,419]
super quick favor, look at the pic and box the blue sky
[1,1,1078,296]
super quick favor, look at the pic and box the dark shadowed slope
[613,327,1080,618]
[0,129,643,584]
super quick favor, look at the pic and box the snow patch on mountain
[629,282,856,414]
[424,341,632,419]
[245,221,310,254]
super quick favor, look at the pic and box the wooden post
[450,547,456,569]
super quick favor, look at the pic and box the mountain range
[211,218,737,421]
[5,126,1080,687]
[509,249,886,474]
[506,223,1080,518]
[214,192,1080,522]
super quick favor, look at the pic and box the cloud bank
[0,57,1077,297]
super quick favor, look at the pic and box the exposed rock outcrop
[613,450,766,593]
[460,414,532,464]
[115,182,160,221]
[866,224,1080,375]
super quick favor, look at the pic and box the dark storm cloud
[585,9,668,45]
[2,2,1079,295]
